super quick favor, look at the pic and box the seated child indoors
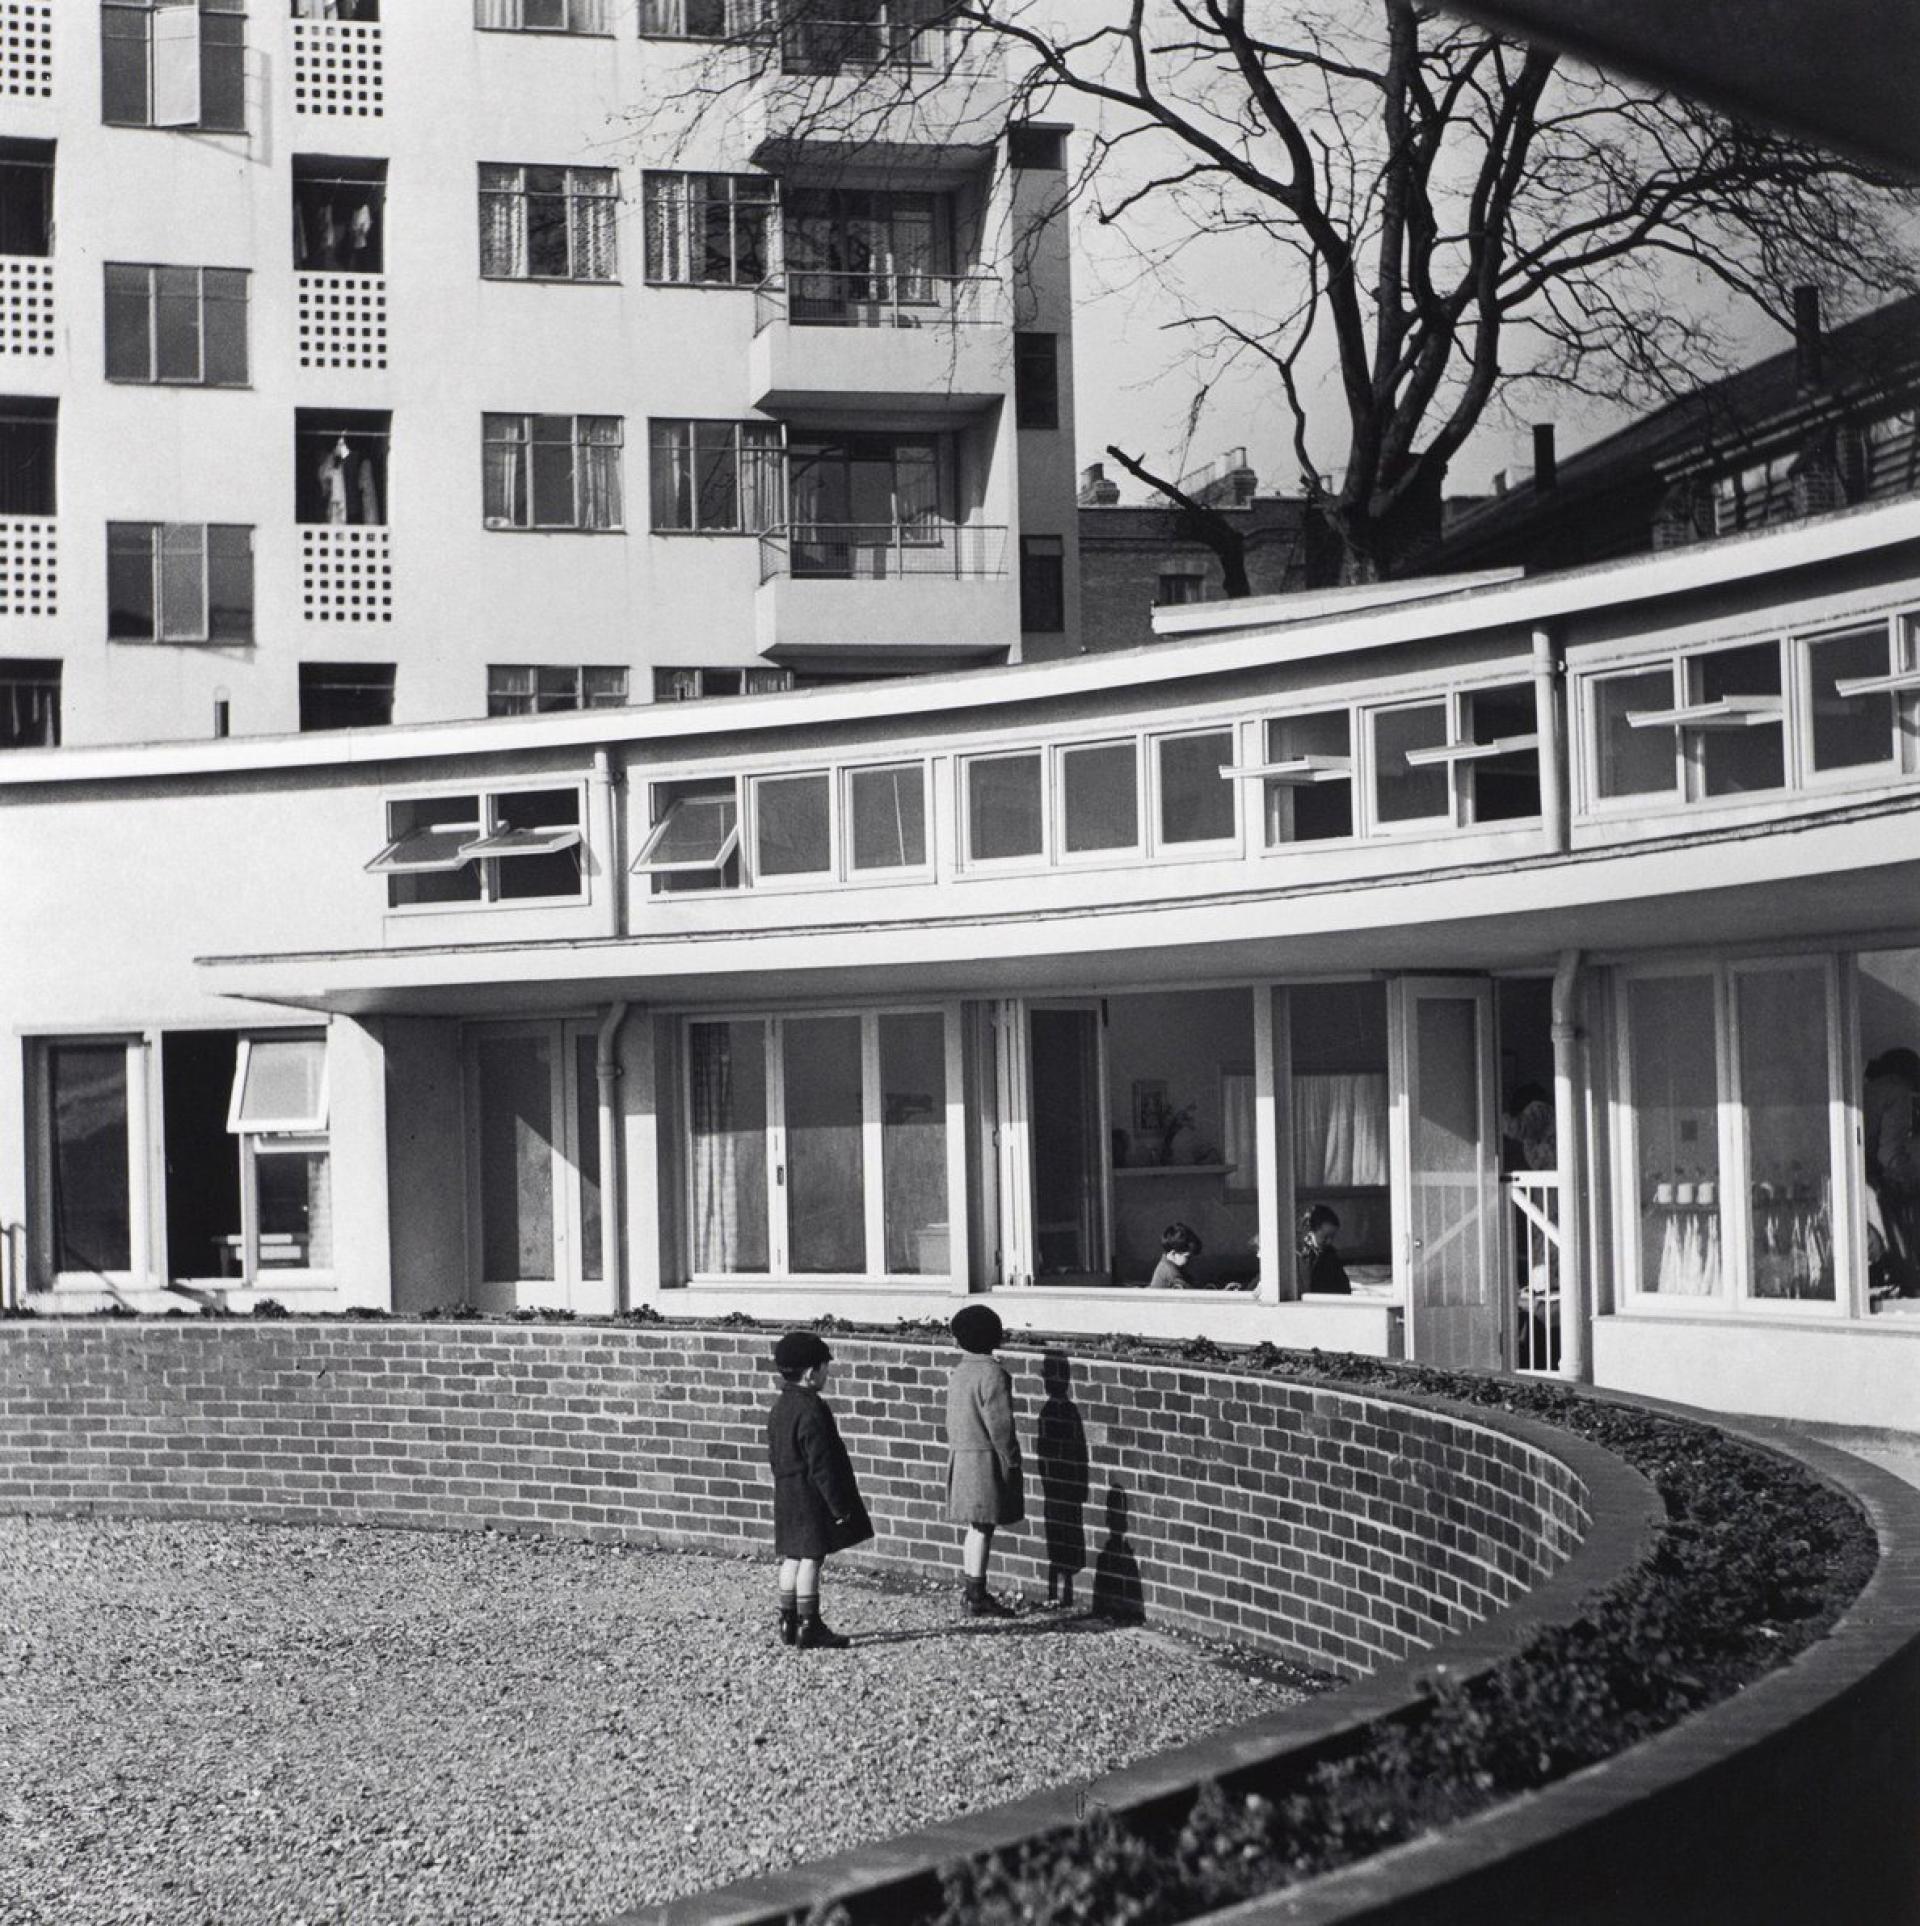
[946,1304,1025,1617]
[1149,1221,1203,1289]
[766,1330,874,1650]
[1298,1204,1352,1295]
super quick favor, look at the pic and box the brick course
[0,1323,1591,1678]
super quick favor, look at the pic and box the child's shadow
[1036,1351,1090,1608]
[1090,1485,1146,1623]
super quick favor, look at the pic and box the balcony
[741,13,1008,168]
[751,271,1007,409]
[755,520,1016,665]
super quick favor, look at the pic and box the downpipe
[597,1001,629,1311]
[1551,949,1589,1382]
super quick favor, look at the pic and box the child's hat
[773,1330,834,1372]
[950,1304,1004,1354]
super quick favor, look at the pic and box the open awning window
[227,1035,330,1134]
[366,796,483,874]
[462,824,582,861]
[632,784,739,873]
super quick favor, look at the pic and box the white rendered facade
[5,501,1920,1432]
[0,1,1079,751]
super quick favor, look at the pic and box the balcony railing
[759,521,1007,584]
[775,12,983,74]
[754,270,1002,333]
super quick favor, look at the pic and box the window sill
[482,523,626,535]
[480,273,623,288]
[474,24,616,37]
[643,279,759,291]
[106,376,253,391]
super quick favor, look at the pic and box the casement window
[1057,740,1141,856]
[963,733,1215,867]
[480,165,617,282]
[779,1,943,74]
[299,662,394,731]
[483,415,624,531]
[0,140,54,258]
[633,778,740,893]
[638,0,742,36]
[487,664,629,715]
[296,409,389,525]
[1155,728,1237,847]
[1368,683,1540,831]
[649,419,785,533]
[474,0,609,31]
[644,174,775,287]
[1014,331,1059,430]
[1799,617,1920,780]
[367,785,586,908]
[0,399,55,515]
[783,188,946,312]
[1259,710,1353,844]
[964,751,1044,863]
[1615,959,1846,1311]
[1020,534,1065,632]
[107,523,253,643]
[653,665,794,701]
[0,658,59,749]
[102,0,247,133]
[1588,642,1785,807]
[294,0,378,15]
[105,265,248,386]
[1156,570,1207,607]
[683,1009,957,1280]
[227,1034,333,1279]
[292,158,386,274]
[787,433,946,567]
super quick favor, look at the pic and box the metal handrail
[758,520,1008,584]
[753,270,1003,333]
[774,14,992,75]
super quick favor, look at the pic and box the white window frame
[680,1004,965,1285]
[959,747,1050,870]
[1243,703,1357,849]
[1052,736,1144,864]
[632,776,742,886]
[227,1035,330,1134]
[479,164,619,283]
[747,766,836,887]
[226,1031,333,1286]
[474,0,609,32]
[1149,723,1242,856]
[370,780,589,912]
[1799,613,1920,787]
[842,758,934,879]
[486,664,630,716]
[1581,659,1686,813]
[482,414,625,532]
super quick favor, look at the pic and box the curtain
[578,418,624,529]
[3,674,57,747]
[691,1024,753,1273]
[646,181,691,283]
[570,175,617,280]
[649,421,693,527]
[1292,1072,1389,1187]
[742,424,786,532]
[483,416,529,526]
[479,166,522,277]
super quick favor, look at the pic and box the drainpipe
[1532,625,1569,855]
[597,1001,629,1311]
[1551,950,1589,1383]
[591,748,626,939]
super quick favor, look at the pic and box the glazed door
[1026,1002,1111,1284]
[1394,978,1502,1370]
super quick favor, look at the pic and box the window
[632,777,740,893]
[1689,642,1784,797]
[487,665,629,715]
[0,140,53,257]
[41,1041,135,1276]
[1156,729,1236,846]
[1864,409,1918,502]
[0,658,59,749]
[299,662,393,731]
[292,157,386,273]
[1803,622,1902,775]
[1370,700,1450,827]
[481,165,617,282]
[294,0,379,15]
[103,0,247,133]
[484,415,624,531]
[1711,453,1796,535]
[752,771,832,878]
[1261,711,1352,844]
[1008,124,1065,169]
[644,174,775,287]
[1059,740,1138,854]
[105,265,248,385]
[1020,534,1064,632]
[653,666,794,701]
[966,752,1044,862]
[847,762,926,870]
[227,1034,332,1278]
[296,409,389,525]
[787,433,947,569]
[639,0,738,35]
[649,419,784,533]
[107,523,253,642]
[369,785,585,908]
[1014,332,1059,430]
[784,187,946,315]
[0,399,55,515]
[685,1009,953,1279]
[474,0,609,30]
[1156,570,1207,607]
[1591,666,1679,801]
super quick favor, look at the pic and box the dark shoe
[796,1614,850,1650]
[778,1607,799,1647]
[964,1582,1015,1619]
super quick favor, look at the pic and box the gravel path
[0,1518,1325,1926]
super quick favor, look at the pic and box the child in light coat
[945,1304,1024,1618]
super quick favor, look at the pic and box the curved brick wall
[0,1321,1592,1678]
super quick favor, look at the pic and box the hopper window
[634,778,740,891]
[371,787,585,908]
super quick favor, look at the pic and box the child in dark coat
[946,1304,1024,1618]
[767,1331,874,1650]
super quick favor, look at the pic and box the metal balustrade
[758,521,1007,583]
[775,13,988,74]
[754,270,1002,332]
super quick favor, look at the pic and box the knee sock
[778,1585,797,1616]
[798,1590,821,1623]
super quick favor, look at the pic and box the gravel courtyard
[0,1517,1325,1926]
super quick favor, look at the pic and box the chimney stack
[1793,285,1824,389]
[1532,423,1558,493]
[1077,461,1120,507]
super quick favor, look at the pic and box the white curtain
[570,177,617,280]
[645,181,691,283]
[482,416,529,526]
[691,1025,740,1274]
[479,167,523,277]
[1292,1072,1390,1187]
[578,418,624,529]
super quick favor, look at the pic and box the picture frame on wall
[1133,1078,1171,1133]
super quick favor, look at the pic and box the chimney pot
[1794,285,1824,389]
[1532,424,1558,493]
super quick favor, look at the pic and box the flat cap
[950,1304,1005,1354]
[773,1330,834,1373]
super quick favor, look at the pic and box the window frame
[101,0,248,135]
[1150,724,1242,855]
[104,263,250,387]
[1796,614,1919,786]
[370,780,589,913]
[1013,330,1059,431]
[105,521,254,645]
[487,664,630,716]
[482,413,626,533]
[1053,737,1143,863]
[959,747,1050,870]
[842,758,933,879]
[747,766,837,887]
[298,661,395,732]
[648,418,786,535]
[473,0,610,32]
[1250,704,1357,849]
[478,162,619,284]
[0,657,60,750]
[642,172,778,288]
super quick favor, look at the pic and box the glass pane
[688,1019,768,1273]
[1739,967,1833,1301]
[1061,742,1137,853]
[1028,1006,1106,1279]
[1411,996,1486,1307]
[1372,704,1449,825]
[202,274,248,385]
[49,1043,132,1273]
[783,1016,866,1273]
[256,1146,332,1270]
[477,1032,555,1283]
[531,419,576,526]
[235,1036,325,1127]
[1692,643,1783,797]
[880,1013,947,1273]
[1628,975,1722,1297]
[104,267,152,381]
[107,525,156,639]
[968,753,1043,860]
[575,1031,602,1283]
[755,773,832,877]
[1593,669,1678,799]
[1264,712,1351,843]
[643,784,736,867]
[154,267,200,381]
[1158,731,1235,843]
[159,525,206,640]
[848,763,925,870]
[1465,683,1541,823]
[1807,626,1895,773]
